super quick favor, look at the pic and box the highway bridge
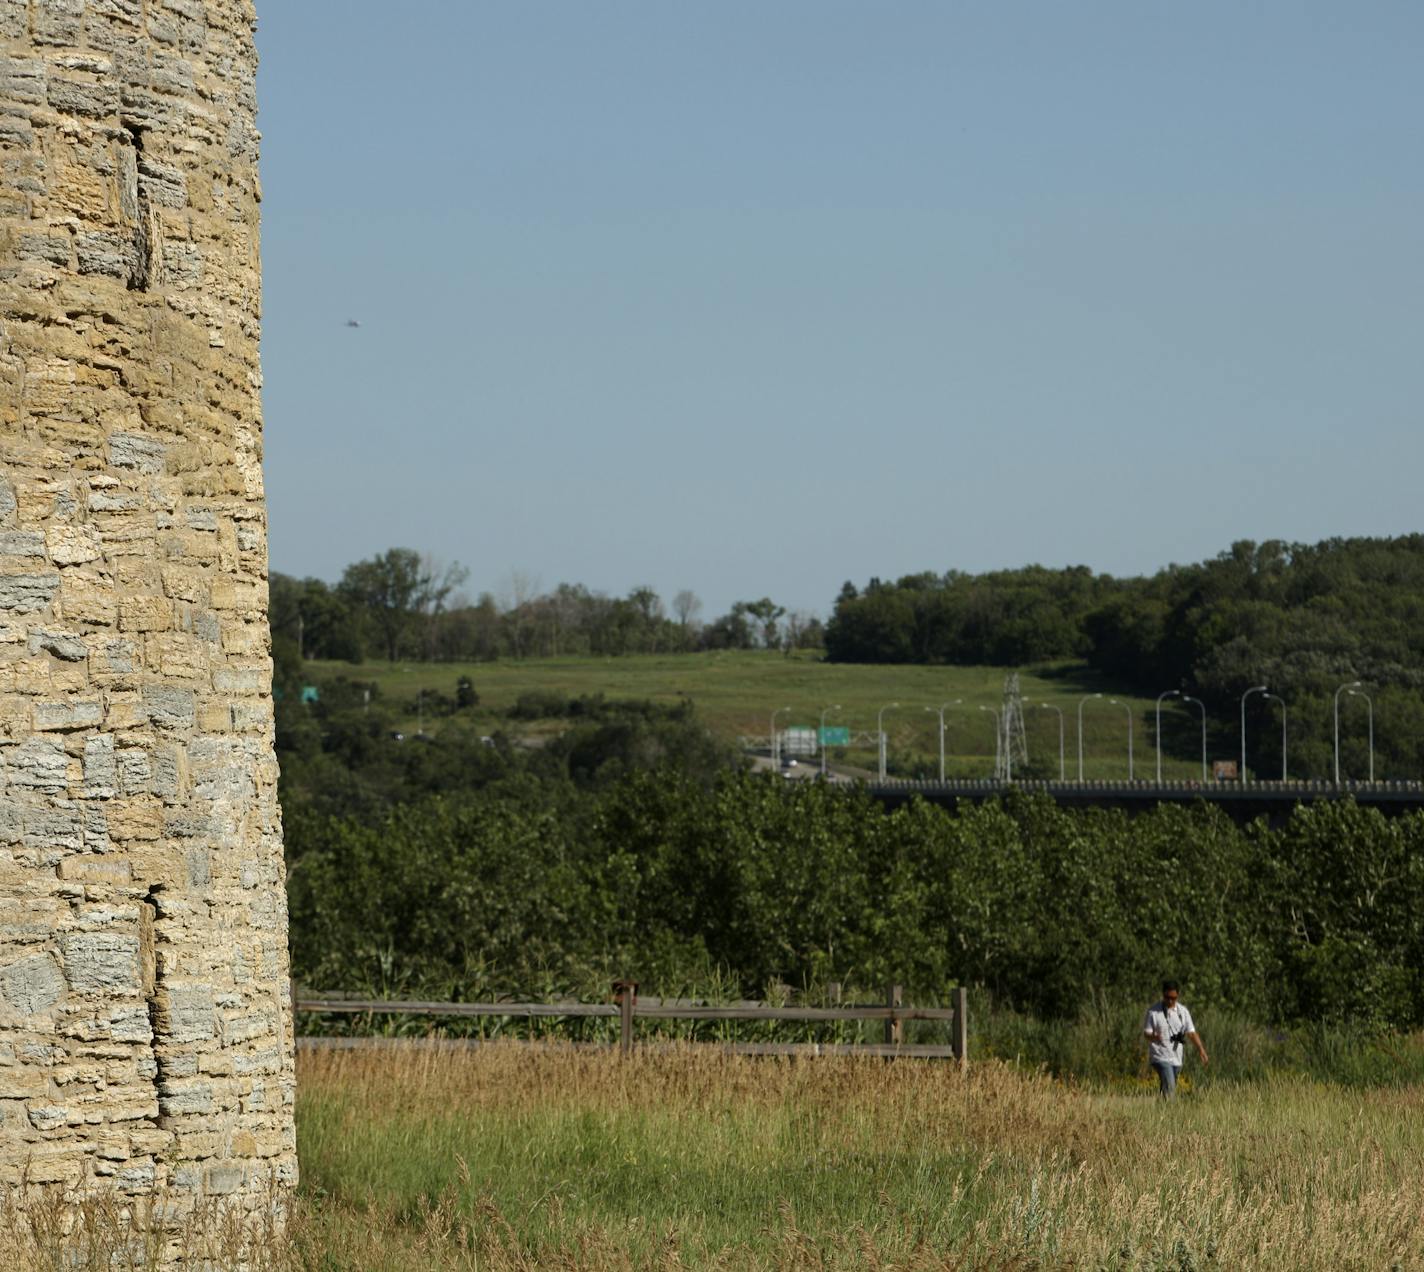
[861,777,1424,821]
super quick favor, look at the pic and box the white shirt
[1143,1000,1195,1067]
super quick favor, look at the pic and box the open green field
[305,652,1214,780]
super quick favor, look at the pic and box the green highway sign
[819,726,851,746]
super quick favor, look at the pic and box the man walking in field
[1143,980,1208,1097]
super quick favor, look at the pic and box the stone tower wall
[0,0,294,1229]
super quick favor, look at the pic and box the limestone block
[47,525,103,566]
[0,656,51,694]
[0,953,67,1015]
[142,684,195,730]
[83,734,117,797]
[105,801,162,843]
[27,1104,68,1131]
[60,932,141,995]
[0,573,61,613]
[33,0,86,47]
[33,699,104,731]
[211,666,262,694]
[0,530,47,556]
[156,1079,213,1118]
[6,736,70,791]
[59,574,118,625]
[58,857,132,885]
[155,983,215,1043]
[109,433,166,474]
[117,596,173,632]
[0,2,28,41]
[22,805,83,852]
[147,633,209,680]
[29,629,89,662]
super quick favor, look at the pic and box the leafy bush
[287,777,1424,1032]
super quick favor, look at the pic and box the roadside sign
[819,726,851,747]
[1212,760,1238,781]
[780,727,819,756]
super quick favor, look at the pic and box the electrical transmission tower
[998,674,1029,780]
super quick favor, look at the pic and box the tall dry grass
[5,1042,1421,1268]
[292,1042,1424,1269]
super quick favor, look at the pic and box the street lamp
[1262,692,1287,781]
[1155,690,1183,784]
[818,704,841,778]
[925,699,962,783]
[1240,685,1268,781]
[876,702,901,781]
[1037,703,1065,781]
[770,706,791,768]
[979,705,1005,780]
[1076,693,1103,781]
[1348,688,1374,782]
[1109,699,1134,780]
[1182,695,1208,783]
[1333,680,1362,784]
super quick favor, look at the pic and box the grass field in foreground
[284,1044,1424,1269]
[305,652,1218,781]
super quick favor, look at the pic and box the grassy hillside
[302,652,1216,781]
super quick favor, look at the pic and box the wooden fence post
[885,982,902,1047]
[613,979,637,1056]
[953,985,968,1070]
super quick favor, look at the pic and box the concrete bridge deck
[862,777,1424,819]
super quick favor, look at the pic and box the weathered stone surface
[34,699,103,731]
[60,932,141,994]
[0,954,67,1015]
[6,737,70,791]
[0,531,47,557]
[0,0,294,1248]
[29,629,89,662]
[155,983,215,1043]
[0,573,61,613]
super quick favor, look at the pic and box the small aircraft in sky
[345,319,361,328]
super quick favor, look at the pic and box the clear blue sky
[256,2,1424,621]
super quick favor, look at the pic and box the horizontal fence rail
[294,982,968,1066]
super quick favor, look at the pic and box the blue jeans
[1152,1061,1180,1097]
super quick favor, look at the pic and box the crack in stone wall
[0,0,295,1247]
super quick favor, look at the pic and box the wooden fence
[294,981,967,1067]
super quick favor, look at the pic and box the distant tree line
[270,549,823,665]
[825,536,1424,779]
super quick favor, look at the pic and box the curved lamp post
[876,702,901,781]
[1182,695,1208,782]
[1109,699,1134,780]
[1262,692,1287,780]
[1240,685,1268,781]
[979,705,1004,780]
[1155,690,1183,784]
[1333,680,1362,784]
[770,706,791,768]
[1076,692,1103,781]
[1037,702,1065,781]
[926,699,962,783]
[818,704,841,778]
[1348,688,1374,782]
